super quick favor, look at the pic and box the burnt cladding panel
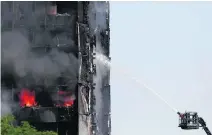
[102,85,111,135]
[85,2,110,135]
[55,2,78,14]
[100,2,111,135]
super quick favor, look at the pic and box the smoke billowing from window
[1,1,78,115]
[2,31,78,87]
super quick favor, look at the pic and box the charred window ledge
[49,1,78,15]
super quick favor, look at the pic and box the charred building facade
[1,2,110,135]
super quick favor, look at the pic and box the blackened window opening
[36,90,54,107]
[54,1,78,14]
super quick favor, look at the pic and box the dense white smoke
[94,37,110,135]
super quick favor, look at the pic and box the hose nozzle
[177,112,181,115]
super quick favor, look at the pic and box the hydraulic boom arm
[198,117,212,135]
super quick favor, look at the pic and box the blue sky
[110,2,212,135]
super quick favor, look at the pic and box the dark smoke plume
[1,2,78,89]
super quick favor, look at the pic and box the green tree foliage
[1,115,58,135]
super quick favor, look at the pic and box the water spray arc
[124,72,178,113]
[95,53,212,135]
[95,53,178,113]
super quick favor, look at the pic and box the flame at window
[56,90,74,107]
[19,88,37,107]
[64,97,74,107]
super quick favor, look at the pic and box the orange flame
[19,88,37,107]
[64,97,74,107]
[57,90,74,107]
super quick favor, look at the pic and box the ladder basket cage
[179,112,200,130]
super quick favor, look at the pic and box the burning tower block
[1,1,110,135]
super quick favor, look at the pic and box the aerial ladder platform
[177,111,211,135]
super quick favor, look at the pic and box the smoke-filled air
[2,31,78,87]
[1,2,78,115]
